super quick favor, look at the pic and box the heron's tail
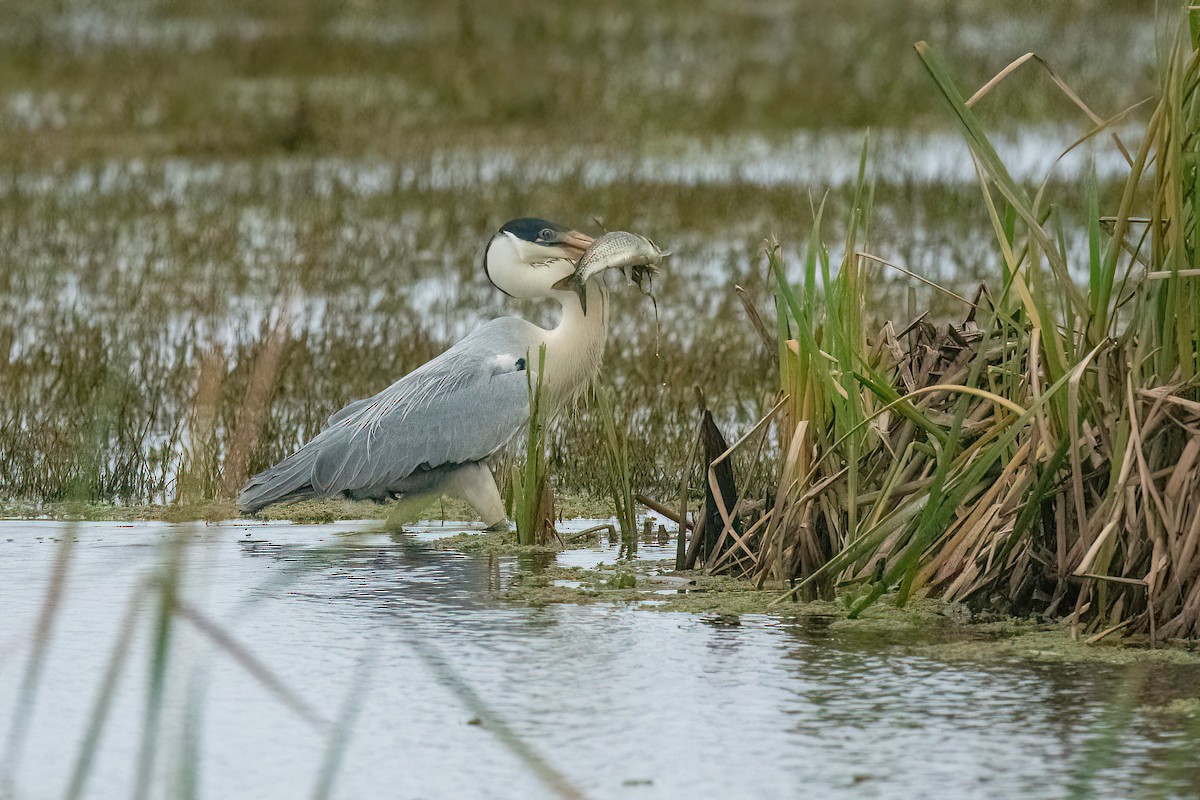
[237,447,321,515]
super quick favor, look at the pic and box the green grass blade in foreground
[311,652,374,800]
[133,529,188,800]
[0,528,75,791]
[403,634,590,800]
[174,668,205,800]
[64,584,145,800]
[176,602,327,729]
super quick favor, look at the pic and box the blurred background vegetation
[0,0,1161,506]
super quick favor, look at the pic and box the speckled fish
[552,230,669,314]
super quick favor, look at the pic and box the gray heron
[237,218,608,528]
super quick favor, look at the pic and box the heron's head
[483,217,594,299]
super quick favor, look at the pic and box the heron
[237,217,610,528]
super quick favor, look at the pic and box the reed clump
[714,16,1200,641]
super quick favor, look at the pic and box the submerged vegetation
[505,559,1200,665]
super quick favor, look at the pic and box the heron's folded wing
[308,364,531,496]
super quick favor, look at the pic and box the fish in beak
[551,230,669,315]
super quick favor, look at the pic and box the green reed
[510,344,553,546]
[594,385,638,558]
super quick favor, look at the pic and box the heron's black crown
[499,217,569,245]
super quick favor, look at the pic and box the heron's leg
[445,462,508,530]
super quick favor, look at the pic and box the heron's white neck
[533,282,608,407]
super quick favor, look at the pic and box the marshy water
[5,3,1198,798]
[4,520,1200,799]
[0,0,1166,503]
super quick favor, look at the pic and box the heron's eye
[539,228,555,242]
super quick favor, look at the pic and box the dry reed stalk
[220,318,289,499]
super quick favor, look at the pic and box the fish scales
[552,230,668,314]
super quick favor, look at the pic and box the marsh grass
[594,385,638,558]
[708,12,1200,641]
[510,344,553,546]
[0,0,1163,512]
[0,1,1156,163]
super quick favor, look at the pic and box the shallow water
[2,520,1199,800]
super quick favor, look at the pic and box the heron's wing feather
[238,318,535,512]
[310,365,529,495]
[325,397,373,428]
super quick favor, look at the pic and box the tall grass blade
[595,385,637,557]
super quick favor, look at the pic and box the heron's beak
[555,229,594,262]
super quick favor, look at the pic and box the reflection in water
[1,520,1199,799]
[515,550,557,575]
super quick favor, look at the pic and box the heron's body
[237,219,609,526]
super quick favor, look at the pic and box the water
[3,521,1198,799]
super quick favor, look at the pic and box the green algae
[484,550,1200,666]
[409,522,613,558]
[502,564,645,607]
[917,627,1200,667]
[1146,698,1200,717]
[419,529,556,557]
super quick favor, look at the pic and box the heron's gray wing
[309,363,530,496]
[238,317,536,512]
[325,397,373,428]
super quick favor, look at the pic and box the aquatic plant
[510,344,554,546]
[714,11,1200,640]
[594,385,638,557]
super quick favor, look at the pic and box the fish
[551,230,669,314]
